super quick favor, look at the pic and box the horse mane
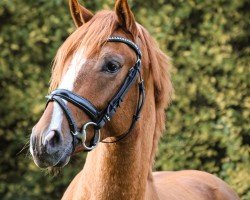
[50,10,173,165]
[137,24,173,165]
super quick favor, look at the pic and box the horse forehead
[59,47,87,90]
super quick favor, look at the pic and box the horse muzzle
[30,129,73,168]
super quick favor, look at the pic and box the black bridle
[46,36,145,151]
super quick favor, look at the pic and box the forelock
[50,11,118,91]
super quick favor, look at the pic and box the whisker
[25,147,31,158]
[16,140,30,156]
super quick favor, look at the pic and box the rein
[46,36,145,151]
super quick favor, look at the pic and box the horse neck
[77,80,158,200]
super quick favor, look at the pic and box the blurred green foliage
[0,0,249,199]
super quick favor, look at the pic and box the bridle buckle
[46,36,145,151]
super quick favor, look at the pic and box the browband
[46,36,145,151]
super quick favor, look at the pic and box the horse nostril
[44,130,61,149]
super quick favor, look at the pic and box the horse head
[30,0,171,169]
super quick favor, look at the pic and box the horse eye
[103,61,121,74]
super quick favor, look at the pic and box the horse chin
[46,155,71,175]
[31,145,73,169]
[52,153,71,168]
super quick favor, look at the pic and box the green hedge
[0,0,249,199]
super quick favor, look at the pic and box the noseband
[46,36,145,151]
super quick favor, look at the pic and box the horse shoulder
[153,170,239,200]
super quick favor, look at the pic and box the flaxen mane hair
[50,10,173,165]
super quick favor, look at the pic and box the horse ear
[115,0,138,36]
[69,0,93,27]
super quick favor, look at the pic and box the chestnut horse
[29,0,239,199]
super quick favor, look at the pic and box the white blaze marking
[31,48,86,156]
[49,48,86,132]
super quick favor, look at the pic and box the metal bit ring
[81,122,101,151]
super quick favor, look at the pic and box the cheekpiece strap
[45,36,145,149]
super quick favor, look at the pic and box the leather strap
[102,71,145,143]
[107,36,142,59]
[46,36,145,150]
[46,95,78,134]
[48,89,99,120]
[96,58,142,128]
